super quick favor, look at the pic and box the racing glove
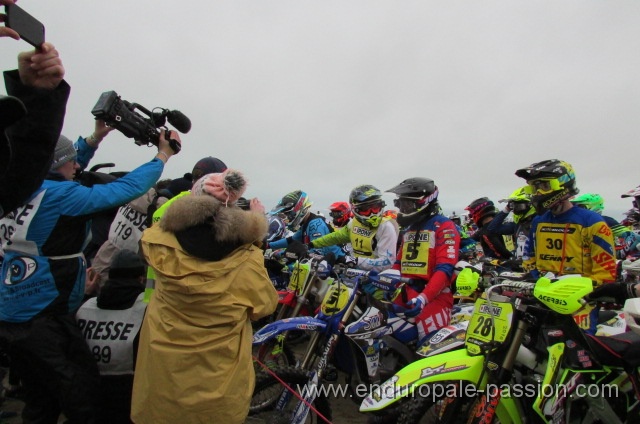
[405,294,427,317]
[336,254,358,268]
[589,282,638,304]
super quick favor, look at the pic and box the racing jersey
[392,214,460,302]
[311,217,397,272]
[269,213,344,260]
[523,206,616,284]
[486,210,535,260]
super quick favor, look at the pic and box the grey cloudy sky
[2,1,639,220]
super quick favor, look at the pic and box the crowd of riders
[264,162,640,345]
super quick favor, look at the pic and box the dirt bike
[250,267,419,423]
[360,274,640,424]
[253,252,335,371]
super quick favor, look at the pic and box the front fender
[252,316,327,345]
[360,348,486,412]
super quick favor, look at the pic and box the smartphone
[4,4,45,48]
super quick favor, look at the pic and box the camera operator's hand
[0,1,20,40]
[86,119,115,148]
[156,129,180,163]
[17,43,65,90]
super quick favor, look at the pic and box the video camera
[91,91,191,153]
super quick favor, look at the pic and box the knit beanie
[108,249,146,279]
[50,135,77,170]
[191,156,227,184]
[191,170,247,206]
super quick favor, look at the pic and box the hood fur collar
[159,195,268,261]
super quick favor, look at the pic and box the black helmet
[515,159,578,212]
[465,197,497,226]
[349,185,386,227]
[386,177,439,227]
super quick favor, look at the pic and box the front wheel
[250,365,332,423]
[396,382,473,424]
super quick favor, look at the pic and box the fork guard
[359,348,522,422]
[252,316,327,345]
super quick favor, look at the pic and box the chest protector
[400,228,434,275]
[350,219,378,257]
[76,294,147,375]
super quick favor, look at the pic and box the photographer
[0,123,180,423]
[0,28,68,217]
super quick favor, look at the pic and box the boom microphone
[167,110,191,134]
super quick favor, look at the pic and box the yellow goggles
[526,179,561,195]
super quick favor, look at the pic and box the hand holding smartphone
[4,4,45,48]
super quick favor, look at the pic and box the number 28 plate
[465,299,514,355]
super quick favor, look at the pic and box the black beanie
[108,249,146,279]
[191,157,227,184]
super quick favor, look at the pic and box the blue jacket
[270,213,344,260]
[0,141,164,323]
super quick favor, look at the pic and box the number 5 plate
[465,299,514,355]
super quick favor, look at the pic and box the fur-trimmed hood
[158,194,268,261]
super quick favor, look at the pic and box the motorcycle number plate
[288,262,310,293]
[320,285,351,316]
[465,299,514,355]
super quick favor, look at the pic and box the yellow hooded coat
[131,195,278,424]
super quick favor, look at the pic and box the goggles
[354,204,383,217]
[526,178,561,195]
[393,197,422,214]
[329,211,345,218]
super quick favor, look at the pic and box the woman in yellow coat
[131,171,278,424]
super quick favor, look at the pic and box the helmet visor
[354,204,383,217]
[393,197,421,214]
[527,178,561,195]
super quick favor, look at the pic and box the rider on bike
[327,201,353,229]
[465,197,514,260]
[486,186,537,262]
[267,190,344,261]
[308,185,398,272]
[384,177,460,345]
[516,159,616,334]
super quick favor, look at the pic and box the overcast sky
[2,1,639,220]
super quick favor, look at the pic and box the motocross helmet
[465,197,498,227]
[621,185,640,209]
[499,186,536,223]
[386,177,439,227]
[266,215,287,242]
[622,208,640,226]
[328,201,353,228]
[515,159,578,213]
[349,185,386,228]
[571,193,604,215]
[270,190,312,231]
